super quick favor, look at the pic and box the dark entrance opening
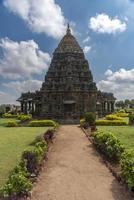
[63,100,76,118]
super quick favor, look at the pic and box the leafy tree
[124,99,130,107]
[0,105,6,117]
[115,101,125,109]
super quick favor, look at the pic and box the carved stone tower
[38,24,97,123]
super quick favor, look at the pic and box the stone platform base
[59,119,80,125]
[33,116,80,125]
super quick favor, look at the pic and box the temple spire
[67,23,71,35]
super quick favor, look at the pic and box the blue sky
[0,0,134,104]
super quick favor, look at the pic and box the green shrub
[34,141,47,162]
[129,114,134,125]
[116,113,128,117]
[92,131,124,162]
[1,162,32,197]
[6,121,18,127]
[2,173,32,197]
[84,112,96,126]
[120,150,134,190]
[118,109,126,113]
[12,161,30,177]
[105,114,122,121]
[30,135,44,145]
[96,119,127,126]
[44,129,55,144]
[80,118,86,128]
[3,113,17,118]
[22,141,47,174]
[28,120,57,127]
[17,114,32,122]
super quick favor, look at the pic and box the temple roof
[55,24,83,53]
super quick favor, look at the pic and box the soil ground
[29,125,133,200]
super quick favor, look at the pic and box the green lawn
[97,126,134,150]
[0,127,48,187]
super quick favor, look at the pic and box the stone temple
[18,25,116,123]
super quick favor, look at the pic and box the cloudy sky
[0,0,134,104]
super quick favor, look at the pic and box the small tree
[129,114,134,125]
[84,112,96,126]
[115,101,125,109]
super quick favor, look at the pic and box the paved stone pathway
[30,125,132,200]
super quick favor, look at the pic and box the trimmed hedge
[120,150,134,190]
[3,113,17,118]
[105,114,122,121]
[116,113,128,117]
[92,131,124,162]
[17,114,32,122]
[6,121,18,127]
[95,119,127,126]
[28,120,57,128]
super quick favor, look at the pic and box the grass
[97,126,134,150]
[0,127,48,187]
[0,118,20,127]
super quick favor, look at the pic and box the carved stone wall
[17,25,116,123]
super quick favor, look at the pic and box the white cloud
[3,79,42,93]
[83,45,91,54]
[104,69,113,76]
[0,91,17,104]
[0,79,42,104]
[98,68,134,100]
[4,0,66,39]
[0,91,6,96]
[0,38,51,80]
[89,13,127,34]
[83,36,90,43]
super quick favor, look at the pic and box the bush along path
[87,129,134,195]
[28,125,132,200]
[0,128,56,200]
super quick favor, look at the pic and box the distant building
[0,104,20,114]
[17,25,116,123]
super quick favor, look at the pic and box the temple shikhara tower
[18,25,116,123]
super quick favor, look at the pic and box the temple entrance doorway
[63,101,75,119]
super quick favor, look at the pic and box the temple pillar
[107,102,110,113]
[32,102,34,113]
[29,102,31,112]
[101,102,106,116]
[21,102,24,113]
[102,102,104,114]
[111,102,114,112]
[110,102,112,112]
[104,101,107,113]
[24,102,28,114]
[105,101,109,114]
